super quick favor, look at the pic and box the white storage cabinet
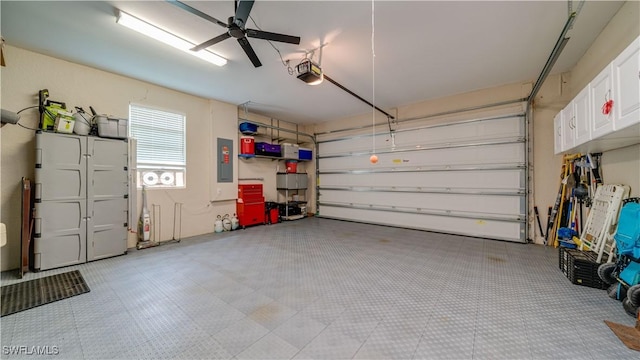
[34,132,128,271]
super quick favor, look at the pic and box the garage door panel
[318,206,523,242]
[319,170,524,189]
[317,110,527,243]
[318,116,524,155]
[394,116,524,144]
[320,190,523,215]
[319,143,524,170]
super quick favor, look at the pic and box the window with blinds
[129,104,186,188]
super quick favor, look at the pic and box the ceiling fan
[167,0,301,67]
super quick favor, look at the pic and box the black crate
[558,247,608,289]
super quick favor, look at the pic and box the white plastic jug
[222,214,232,231]
[231,213,239,230]
[214,215,223,233]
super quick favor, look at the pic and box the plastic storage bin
[255,142,281,157]
[558,247,607,289]
[239,122,258,134]
[96,115,128,139]
[282,143,299,159]
[285,160,298,173]
[298,148,312,160]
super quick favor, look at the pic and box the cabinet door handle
[558,126,561,136]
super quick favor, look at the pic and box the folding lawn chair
[579,184,629,263]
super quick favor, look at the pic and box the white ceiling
[1,1,625,124]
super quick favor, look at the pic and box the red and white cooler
[240,136,255,155]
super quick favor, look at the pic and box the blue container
[615,202,640,259]
[298,148,312,160]
[239,122,258,134]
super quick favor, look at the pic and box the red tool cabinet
[237,184,265,228]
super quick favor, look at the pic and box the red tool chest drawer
[238,184,263,202]
[237,202,265,227]
[237,184,265,227]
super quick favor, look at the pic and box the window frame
[128,103,187,189]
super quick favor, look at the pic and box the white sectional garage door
[316,111,527,242]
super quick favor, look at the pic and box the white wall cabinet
[554,35,640,155]
[613,36,640,131]
[561,101,575,151]
[554,111,563,154]
[573,84,591,146]
[34,132,128,271]
[590,64,616,139]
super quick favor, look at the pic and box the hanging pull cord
[371,0,376,156]
[369,0,377,165]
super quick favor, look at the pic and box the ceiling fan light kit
[116,10,227,67]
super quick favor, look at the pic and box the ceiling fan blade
[191,32,231,51]
[246,29,300,45]
[233,0,254,28]
[165,0,227,28]
[237,37,262,67]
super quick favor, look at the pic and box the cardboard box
[54,116,75,134]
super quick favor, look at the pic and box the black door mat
[1,270,90,317]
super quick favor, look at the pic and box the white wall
[1,46,237,271]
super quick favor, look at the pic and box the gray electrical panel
[217,138,233,183]
[34,132,128,271]
[276,173,308,190]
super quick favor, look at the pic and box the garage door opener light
[296,59,323,85]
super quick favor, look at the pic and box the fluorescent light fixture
[116,10,227,67]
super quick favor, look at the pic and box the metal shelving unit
[276,173,308,221]
[237,117,316,221]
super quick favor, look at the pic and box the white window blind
[129,104,186,188]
